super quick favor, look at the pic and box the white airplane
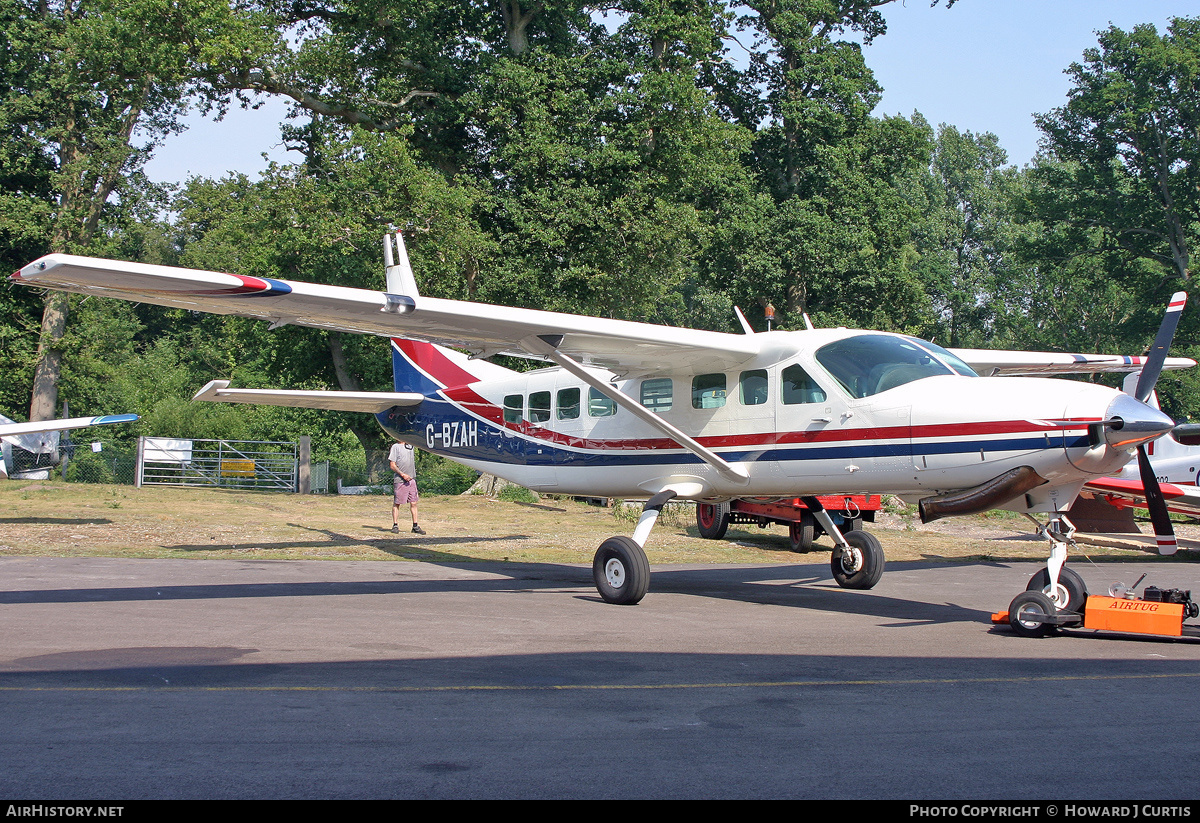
[12,233,1193,612]
[0,413,140,479]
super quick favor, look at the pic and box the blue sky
[143,0,1196,185]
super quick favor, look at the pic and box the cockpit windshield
[815,334,978,399]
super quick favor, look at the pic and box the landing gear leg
[803,496,885,590]
[592,490,676,605]
[1024,515,1087,613]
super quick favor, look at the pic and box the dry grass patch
[0,481,1167,565]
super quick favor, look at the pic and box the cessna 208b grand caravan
[13,232,1194,611]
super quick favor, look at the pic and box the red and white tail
[391,338,516,395]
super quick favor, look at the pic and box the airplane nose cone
[1102,393,1175,449]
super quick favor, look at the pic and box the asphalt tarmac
[2,555,1199,799]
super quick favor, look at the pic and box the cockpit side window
[815,334,968,398]
[781,364,827,405]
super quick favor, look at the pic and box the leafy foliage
[5,2,1200,465]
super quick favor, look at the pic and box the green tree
[713,0,934,331]
[1,0,281,422]
[1033,17,1200,285]
[905,121,1024,348]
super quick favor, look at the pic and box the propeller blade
[1134,292,1187,403]
[1137,445,1178,555]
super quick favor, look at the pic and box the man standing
[388,440,425,535]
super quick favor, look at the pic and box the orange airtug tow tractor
[995,574,1200,639]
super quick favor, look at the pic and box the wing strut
[524,335,750,486]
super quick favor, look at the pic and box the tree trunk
[29,292,69,422]
[465,472,537,499]
[328,332,388,455]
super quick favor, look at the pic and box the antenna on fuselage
[384,227,420,299]
[733,306,755,335]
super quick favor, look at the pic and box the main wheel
[789,511,817,552]
[1008,590,1058,638]
[830,530,885,590]
[696,502,730,540]
[1026,567,1088,614]
[593,536,651,605]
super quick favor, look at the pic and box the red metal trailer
[695,495,882,552]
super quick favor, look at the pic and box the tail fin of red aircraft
[390,338,516,395]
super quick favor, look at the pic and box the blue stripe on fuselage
[373,393,1089,470]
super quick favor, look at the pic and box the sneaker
[391,523,399,533]
[412,524,426,535]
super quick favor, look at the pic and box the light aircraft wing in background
[0,413,140,442]
[0,413,139,481]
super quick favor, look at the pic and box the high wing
[0,413,140,441]
[951,348,1196,376]
[16,252,1192,378]
[13,255,766,375]
[1082,476,1200,519]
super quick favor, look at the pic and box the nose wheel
[1026,566,1088,614]
[830,530,885,589]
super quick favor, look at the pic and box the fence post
[297,436,311,494]
[135,436,144,488]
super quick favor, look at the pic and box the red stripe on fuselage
[434,379,1098,452]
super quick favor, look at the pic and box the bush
[65,451,116,484]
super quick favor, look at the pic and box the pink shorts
[393,476,419,504]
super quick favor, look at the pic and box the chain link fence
[6,440,479,495]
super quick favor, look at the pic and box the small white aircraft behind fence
[0,413,139,479]
[12,234,1194,614]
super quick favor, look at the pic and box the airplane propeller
[1129,292,1187,555]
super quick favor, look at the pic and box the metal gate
[137,437,298,491]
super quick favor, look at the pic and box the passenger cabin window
[529,391,551,423]
[739,370,768,406]
[588,388,617,417]
[557,388,580,420]
[503,394,523,424]
[814,334,976,399]
[640,378,673,413]
[692,374,726,409]
[781,364,827,405]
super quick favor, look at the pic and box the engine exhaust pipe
[919,465,1047,523]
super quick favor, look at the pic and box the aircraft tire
[696,502,730,540]
[830,530,885,589]
[1026,567,1087,614]
[789,512,816,552]
[1008,590,1058,638]
[593,536,650,605]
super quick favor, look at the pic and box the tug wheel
[1008,591,1058,638]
